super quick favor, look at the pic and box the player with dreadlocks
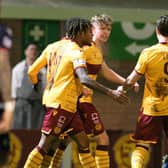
[40,14,139,168]
[24,17,128,168]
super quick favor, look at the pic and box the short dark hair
[65,17,91,40]
[25,42,39,48]
[156,15,168,36]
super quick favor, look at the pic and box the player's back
[139,43,168,115]
[143,43,168,94]
[43,39,85,112]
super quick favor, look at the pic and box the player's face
[92,22,112,42]
[81,27,93,46]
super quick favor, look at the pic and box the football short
[131,108,168,144]
[0,133,10,165]
[42,107,85,136]
[78,102,104,136]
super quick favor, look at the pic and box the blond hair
[91,14,112,25]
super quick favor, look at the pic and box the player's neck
[93,39,102,50]
[157,34,168,44]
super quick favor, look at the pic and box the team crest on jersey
[95,123,102,131]
[52,110,58,116]
[54,126,61,134]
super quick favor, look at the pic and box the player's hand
[32,82,39,92]
[117,85,125,92]
[107,89,129,104]
[133,82,139,92]
[82,86,92,97]
[117,82,139,93]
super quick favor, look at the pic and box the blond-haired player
[24,17,128,168]
[44,14,138,168]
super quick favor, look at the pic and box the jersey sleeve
[135,49,148,75]
[28,47,48,84]
[71,49,86,70]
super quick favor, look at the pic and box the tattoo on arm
[75,67,110,94]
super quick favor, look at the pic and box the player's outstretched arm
[76,67,129,104]
[101,61,125,84]
[118,70,142,93]
[101,61,140,92]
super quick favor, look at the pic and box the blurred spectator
[0,24,14,166]
[12,43,46,129]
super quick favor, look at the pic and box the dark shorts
[0,133,10,165]
[78,102,104,136]
[131,108,168,144]
[42,107,85,136]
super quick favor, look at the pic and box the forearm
[82,76,110,95]
[101,61,125,84]
[0,101,14,134]
[123,78,135,91]
[76,67,129,104]
[0,50,12,101]
[76,68,110,95]
[103,69,125,84]
[123,70,141,91]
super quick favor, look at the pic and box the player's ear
[156,27,160,35]
[91,25,95,33]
